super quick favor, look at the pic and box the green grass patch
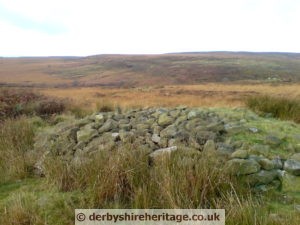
[0,179,41,201]
[211,107,300,158]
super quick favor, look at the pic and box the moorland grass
[245,95,300,123]
[44,146,247,208]
[1,144,299,225]
[0,117,36,182]
[1,105,300,224]
[39,84,300,111]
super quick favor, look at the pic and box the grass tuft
[245,95,300,123]
[0,117,36,182]
[44,146,248,208]
[96,100,116,112]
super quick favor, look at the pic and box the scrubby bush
[0,88,67,120]
[245,95,300,123]
[35,99,66,117]
[0,89,41,119]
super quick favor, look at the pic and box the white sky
[0,0,299,56]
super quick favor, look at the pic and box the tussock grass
[0,117,36,182]
[44,146,246,208]
[0,189,85,225]
[0,126,299,224]
[96,100,117,112]
[65,99,117,119]
[0,193,43,225]
[66,103,93,118]
[2,145,295,224]
[245,95,300,123]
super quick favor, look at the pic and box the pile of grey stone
[34,107,300,191]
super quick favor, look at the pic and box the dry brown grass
[38,83,300,110]
[0,58,68,84]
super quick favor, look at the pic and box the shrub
[0,88,67,120]
[245,95,300,123]
[35,99,66,117]
[0,89,41,119]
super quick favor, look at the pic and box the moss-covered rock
[157,113,174,126]
[284,159,300,176]
[246,170,279,186]
[226,159,261,175]
[231,150,248,159]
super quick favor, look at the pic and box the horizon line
[1,51,300,58]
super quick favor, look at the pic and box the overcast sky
[0,0,299,56]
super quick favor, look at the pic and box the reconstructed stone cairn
[34,107,300,191]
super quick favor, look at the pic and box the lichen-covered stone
[265,135,282,146]
[249,144,270,156]
[187,110,201,120]
[169,109,181,118]
[174,115,188,125]
[246,170,279,186]
[119,123,132,131]
[158,113,174,126]
[77,124,98,143]
[206,122,225,133]
[98,119,118,133]
[149,146,178,159]
[258,158,275,170]
[195,131,216,145]
[136,123,150,131]
[231,150,248,159]
[160,125,178,138]
[284,159,300,176]
[95,114,105,123]
[151,133,161,144]
[272,157,283,169]
[226,159,261,175]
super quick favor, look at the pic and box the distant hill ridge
[1,52,300,87]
